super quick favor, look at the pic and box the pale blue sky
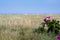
[0,0,60,14]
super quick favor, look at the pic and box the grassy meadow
[0,14,60,40]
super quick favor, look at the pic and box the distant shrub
[0,25,6,30]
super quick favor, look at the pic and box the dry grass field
[0,14,60,40]
[0,14,60,27]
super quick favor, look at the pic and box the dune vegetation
[0,14,60,40]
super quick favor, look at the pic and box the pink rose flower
[57,34,60,40]
[44,16,50,22]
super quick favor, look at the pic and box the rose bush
[43,16,60,35]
